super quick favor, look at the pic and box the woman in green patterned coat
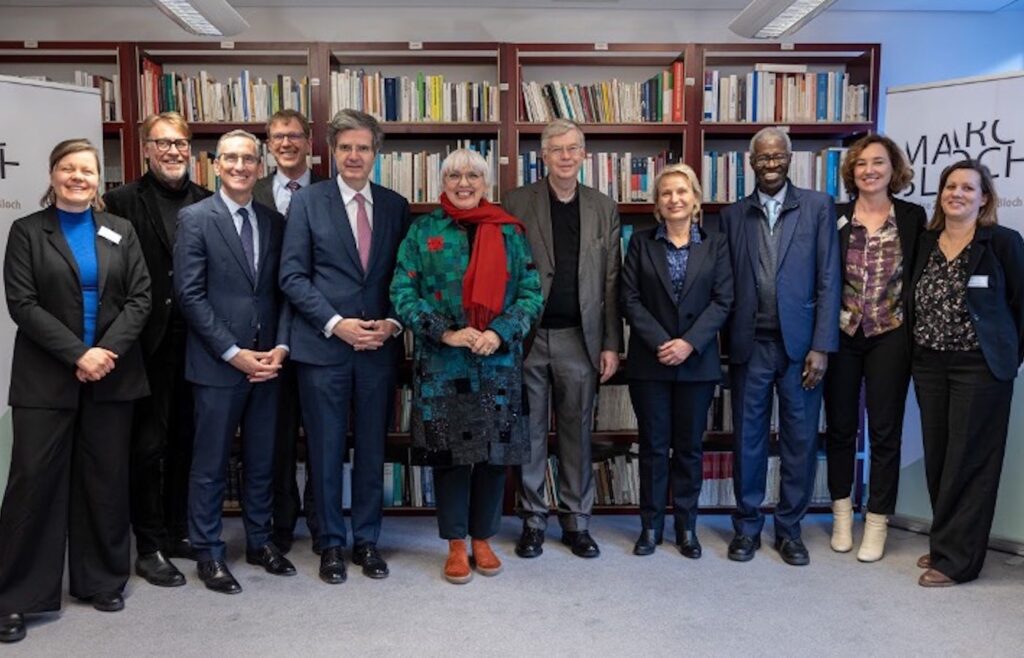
[391,149,543,584]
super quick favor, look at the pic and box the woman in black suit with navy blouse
[621,163,733,558]
[910,159,1024,587]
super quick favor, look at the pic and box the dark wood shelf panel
[381,122,500,136]
[702,122,874,137]
[516,122,685,136]
[618,203,655,215]
[332,56,496,66]
[102,121,125,135]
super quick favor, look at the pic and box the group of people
[0,108,1020,644]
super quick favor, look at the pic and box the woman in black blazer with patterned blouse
[910,159,1024,587]
[620,163,733,558]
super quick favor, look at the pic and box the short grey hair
[541,118,585,151]
[327,109,383,152]
[750,126,792,154]
[216,129,261,156]
[440,148,491,189]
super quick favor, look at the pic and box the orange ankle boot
[444,539,472,584]
[471,538,503,576]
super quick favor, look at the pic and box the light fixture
[152,0,249,37]
[729,0,838,39]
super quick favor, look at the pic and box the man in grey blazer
[504,119,623,559]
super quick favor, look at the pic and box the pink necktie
[354,192,372,270]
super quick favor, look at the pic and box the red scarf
[440,193,524,331]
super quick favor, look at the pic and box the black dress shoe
[135,550,186,587]
[727,534,761,562]
[319,547,347,584]
[197,560,242,594]
[561,530,600,558]
[165,537,196,561]
[271,532,294,556]
[90,591,124,612]
[676,530,702,559]
[774,536,810,566]
[515,527,545,558]
[246,544,297,576]
[0,613,25,643]
[632,529,662,556]
[352,544,389,579]
[311,537,323,556]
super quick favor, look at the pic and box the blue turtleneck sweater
[58,208,99,346]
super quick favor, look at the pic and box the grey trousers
[518,327,598,531]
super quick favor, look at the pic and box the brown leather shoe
[916,553,932,569]
[919,568,957,587]
[471,538,503,576]
[444,539,472,584]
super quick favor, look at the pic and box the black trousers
[434,463,506,540]
[130,329,194,554]
[912,347,1013,583]
[823,325,911,514]
[0,391,133,615]
[271,361,318,544]
[629,379,715,536]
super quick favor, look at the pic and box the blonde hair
[141,111,192,141]
[39,138,105,211]
[652,163,702,222]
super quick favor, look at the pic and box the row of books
[701,147,851,204]
[329,69,500,123]
[367,139,498,203]
[703,66,870,123]
[517,150,678,202]
[185,143,277,190]
[519,62,685,124]
[140,60,313,123]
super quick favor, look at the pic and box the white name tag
[97,225,122,245]
[968,275,989,288]
[837,215,849,230]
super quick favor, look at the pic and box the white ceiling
[0,0,1021,10]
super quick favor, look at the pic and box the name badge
[968,275,989,288]
[837,215,849,230]
[97,225,122,245]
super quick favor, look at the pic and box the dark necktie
[238,207,255,277]
[286,180,301,192]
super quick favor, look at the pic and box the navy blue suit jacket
[279,179,411,366]
[620,224,733,382]
[173,193,290,387]
[719,182,841,364]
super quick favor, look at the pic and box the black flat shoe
[676,530,702,559]
[774,536,810,566]
[632,529,662,556]
[352,544,389,579]
[197,560,242,594]
[515,527,545,558]
[0,613,25,643]
[319,547,347,584]
[136,550,186,587]
[246,543,297,576]
[727,534,761,562]
[90,591,124,612]
[561,530,600,558]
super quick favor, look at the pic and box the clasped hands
[75,347,118,382]
[333,318,398,351]
[230,347,288,383]
[441,327,501,356]
[657,338,694,367]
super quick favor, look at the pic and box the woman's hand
[470,330,502,356]
[75,347,118,381]
[441,327,482,349]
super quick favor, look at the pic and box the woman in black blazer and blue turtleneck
[910,159,1024,587]
[620,163,733,558]
[0,139,151,644]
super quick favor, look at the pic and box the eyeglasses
[335,144,374,155]
[752,153,790,167]
[218,153,259,166]
[445,171,483,184]
[544,144,583,157]
[269,132,308,144]
[146,138,191,153]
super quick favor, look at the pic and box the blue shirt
[58,208,99,346]
[655,222,702,302]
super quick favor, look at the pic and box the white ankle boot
[857,512,888,562]
[831,497,853,553]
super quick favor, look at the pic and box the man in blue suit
[174,130,296,594]
[720,126,840,566]
[279,109,410,584]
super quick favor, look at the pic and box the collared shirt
[336,175,374,251]
[913,242,980,352]
[272,168,312,215]
[840,206,904,337]
[756,183,788,234]
[655,222,702,302]
[219,188,259,271]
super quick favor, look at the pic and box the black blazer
[252,170,325,213]
[620,224,733,382]
[910,225,1024,382]
[836,197,927,339]
[4,207,152,409]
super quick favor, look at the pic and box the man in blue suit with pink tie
[719,126,840,566]
[279,109,410,584]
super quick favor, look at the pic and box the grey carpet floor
[6,514,1024,657]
